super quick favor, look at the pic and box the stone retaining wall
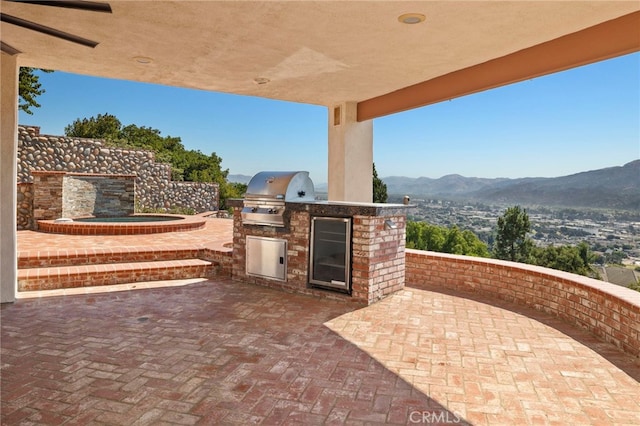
[17,183,34,230]
[406,249,640,358]
[17,125,219,229]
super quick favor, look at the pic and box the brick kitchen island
[228,199,411,305]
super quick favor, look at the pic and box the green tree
[65,113,122,141]
[120,124,173,150]
[64,113,236,208]
[373,163,387,203]
[406,221,445,251]
[460,228,491,257]
[576,241,594,268]
[406,221,489,257]
[220,182,247,209]
[19,67,53,115]
[494,205,533,262]
[604,250,626,265]
[530,242,597,277]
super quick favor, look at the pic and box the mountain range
[228,160,640,210]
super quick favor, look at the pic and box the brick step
[17,259,213,292]
[18,247,202,269]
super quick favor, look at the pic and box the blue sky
[19,52,639,183]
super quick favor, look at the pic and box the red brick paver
[17,217,233,255]
[3,280,639,425]
[2,280,459,425]
[326,288,640,425]
[16,217,233,293]
[5,220,639,425]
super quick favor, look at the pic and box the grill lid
[241,171,315,227]
[245,171,315,202]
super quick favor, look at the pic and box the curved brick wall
[406,249,640,357]
[17,125,219,228]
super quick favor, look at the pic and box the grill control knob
[251,207,258,213]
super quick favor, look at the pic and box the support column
[1,54,18,303]
[327,102,373,202]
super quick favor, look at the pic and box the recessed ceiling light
[133,56,153,64]
[398,13,426,24]
[253,77,270,85]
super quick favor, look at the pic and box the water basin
[37,214,206,235]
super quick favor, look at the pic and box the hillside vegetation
[64,113,246,208]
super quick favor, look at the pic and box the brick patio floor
[16,217,234,257]
[2,220,639,425]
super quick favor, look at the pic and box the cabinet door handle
[279,256,284,264]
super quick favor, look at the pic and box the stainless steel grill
[241,171,315,226]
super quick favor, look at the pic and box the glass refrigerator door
[310,217,351,292]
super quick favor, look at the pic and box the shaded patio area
[2,220,639,424]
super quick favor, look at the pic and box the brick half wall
[406,249,640,358]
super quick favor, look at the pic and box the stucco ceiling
[2,1,639,116]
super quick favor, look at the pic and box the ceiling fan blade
[1,40,22,55]
[1,13,99,47]
[4,0,111,13]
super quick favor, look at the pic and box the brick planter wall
[406,249,640,358]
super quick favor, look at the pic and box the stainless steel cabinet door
[246,236,287,281]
